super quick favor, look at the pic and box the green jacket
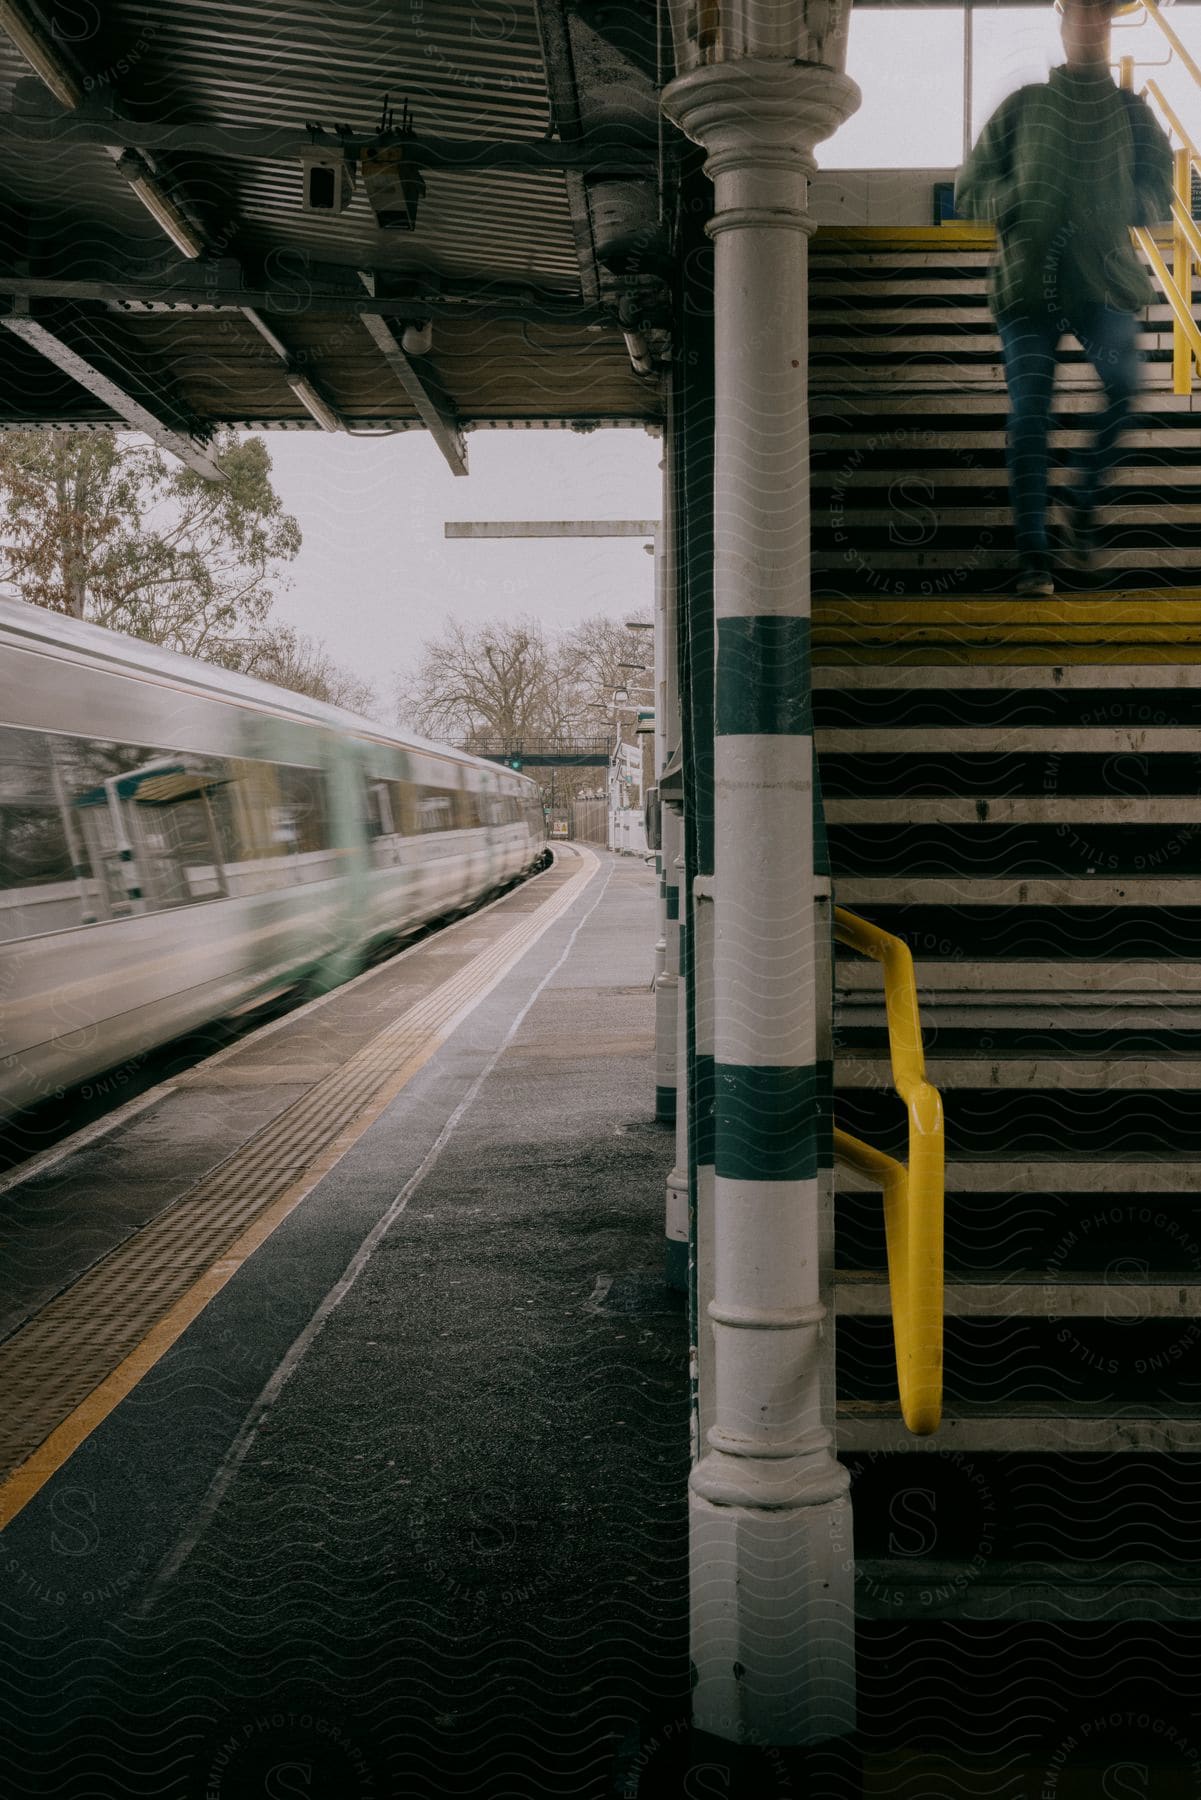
[955,65,1174,320]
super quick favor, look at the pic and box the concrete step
[853,1558,1201,1620]
[829,796,1201,823]
[838,1401,1201,1452]
[836,1163,1201,1281]
[840,1312,1201,1410]
[838,1081,1201,1159]
[814,545,1201,572]
[811,388,1201,414]
[836,1052,1201,1086]
[837,877,1201,907]
[809,302,1191,328]
[810,361,1179,390]
[814,503,1201,527]
[836,1274,1201,1319]
[813,463,1201,486]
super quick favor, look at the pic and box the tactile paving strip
[0,851,595,1481]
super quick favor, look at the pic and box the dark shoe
[1015,563,1054,598]
[1063,496,1099,571]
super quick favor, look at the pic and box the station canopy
[0,1,669,476]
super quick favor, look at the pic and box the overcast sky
[262,428,662,710]
[264,3,1201,708]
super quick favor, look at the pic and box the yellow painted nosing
[815,647,1201,666]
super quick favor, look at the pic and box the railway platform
[0,847,691,1799]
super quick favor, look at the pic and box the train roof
[0,596,533,788]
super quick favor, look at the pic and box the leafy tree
[0,429,302,662]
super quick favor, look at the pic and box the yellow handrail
[833,905,944,1435]
[1139,0,1201,97]
[1142,78,1201,185]
[1118,13,1201,389]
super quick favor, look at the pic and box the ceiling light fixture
[0,0,81,110]
[400,320,432,357]
[285,371,342,433]
[116,151,205,259]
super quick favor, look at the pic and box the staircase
[810,227,1201,595]
[812,230,1201,1783]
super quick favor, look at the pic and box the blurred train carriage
[0,599,547,1121]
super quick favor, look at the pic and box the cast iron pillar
[662,2,860,1746]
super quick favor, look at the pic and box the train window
[455,789,482,829]
[129,765,229,909]
[212,759,286,884]
[49,735,163,919]
[275,764,330,856]
[388,780,419,837]
[0,729,72,890]
[366,781,392,839]
[416,786,456,832]
[0,729,76,939]
[362,775,406,869]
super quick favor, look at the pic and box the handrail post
[1175,145,1193,394]
[832,906,944,1435]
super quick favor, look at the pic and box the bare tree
[555,610,654,732]
[238,624,379,717]
[396,609,653,745]
[395,608,655,815]
[396,616,559,742]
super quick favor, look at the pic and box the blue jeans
[998,305,1142,568]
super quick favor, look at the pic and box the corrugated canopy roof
[0,0,670,472]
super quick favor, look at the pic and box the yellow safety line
[0,1052,433,1531]
[0,849,597,1531]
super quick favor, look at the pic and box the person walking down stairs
[955,0,1172,597]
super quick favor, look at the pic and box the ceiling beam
[535,1,600,305]
[0,100,658,174]
[359,311,467,476]
[0,270,607,325]
[1,314,227,480]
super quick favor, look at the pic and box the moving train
[0,598,547,1123]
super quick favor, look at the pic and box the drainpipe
[662,0,860,1747]
[659,430,690,1281]
[654,497,679,1134]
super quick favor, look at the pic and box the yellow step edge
[813,224,995,246]
[814,646,1201,665]
[810,224,1175,247]
[815,595,1201,621]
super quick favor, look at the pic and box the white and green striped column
[663,8,860,1747]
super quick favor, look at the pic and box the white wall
[610,809,648,857]
[809,168,959,228]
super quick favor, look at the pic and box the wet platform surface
[0,848,688,1799]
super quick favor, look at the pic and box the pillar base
[689,1484,856,1746]
[620,1721,863,1799]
